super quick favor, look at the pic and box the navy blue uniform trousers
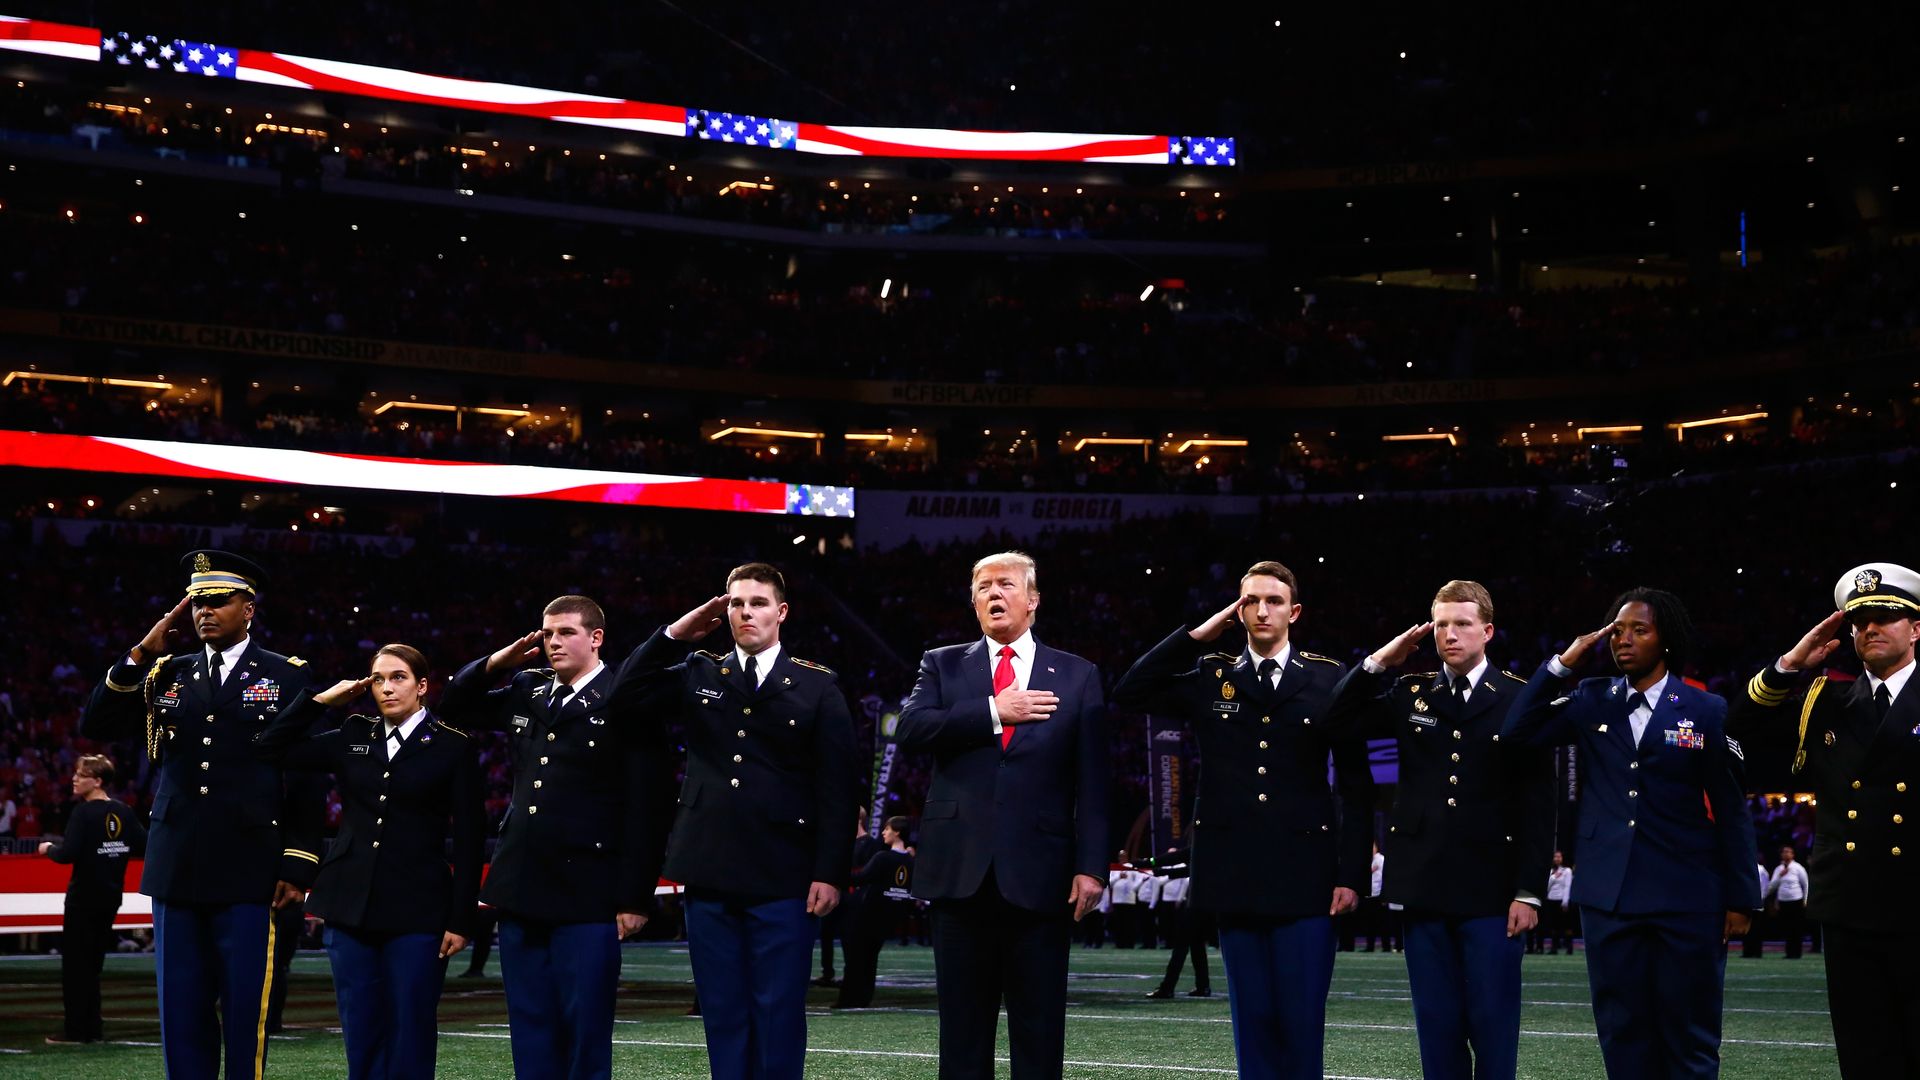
[1402,912,1524,1080]
[1582,908,1727,1079]
[324,925,446,1080]
[152,899,275,1080]
[497,916,620,1080]
[685,894,816,1080]
[1215,913,1334,1080]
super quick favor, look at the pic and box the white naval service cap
[1834,562,1920,617]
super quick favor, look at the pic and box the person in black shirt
[41,754,146,1045]
[835,817,916,1009]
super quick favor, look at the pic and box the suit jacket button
[540,757,549,765]
[206,714,215,722]
[1450,753,1460,762]
[1452,730,1463,739]
[547,733,556,742]
[798,818,807,825]
[1262,717,1271,725]
[1448,775,1458,785]
[203,737,212,746]
[1258,741,1268,750]
[200,761,209,770]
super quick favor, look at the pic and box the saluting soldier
[621,563,857,1080]
[1730,562,1920,1078]
[1503,587,1760,1080]
[1114,560,1374,1080]
[253,643,486,1080]
[438,595,668,1080]
[81,550,325,1080]
[1327,580,1554,1080]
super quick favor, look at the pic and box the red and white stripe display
[0,430,794,514]
[233,52,688,137]
[795,124,1169,164]
[0,15,98,62]
[0,857,150,933]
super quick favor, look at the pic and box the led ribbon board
[0,430,854,517]
[0,16,1234,166]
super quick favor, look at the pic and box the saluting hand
[485,630,545,677]
[313,675,374,707]
[1188,598,1243,643]
[668,595,730,641]
[1556,624,1618,670]
[1369,622,1434,670]
[133,595,192,661]
[1779,611,1846,673]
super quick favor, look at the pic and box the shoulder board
[695,650,729,663]
[1501,669,1527,682]
[433,719,469,738]
[287,656,308,667]
[1298,651,1342,666]
[1199,652,1236,664]
[790,657,836,675]
[1397,672,1433,686]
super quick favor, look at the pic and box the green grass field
[0,943,1839,1078]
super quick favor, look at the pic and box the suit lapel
[963,639,996,704]
[1461,672,1502,725]
[1865,677,1917,757]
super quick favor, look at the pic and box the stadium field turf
[0,942,1838,1078]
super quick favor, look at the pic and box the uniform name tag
[155,696,179,710]
[511,715,532,729]
[1406,713,1437,726]
[696,688,723,699]
[1213,701,1239,712]
[349,744,371,755]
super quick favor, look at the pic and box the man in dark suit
[1729,562,1920,1077]
[1504,587,1761,1080]
[1113,559,1372,1080]
[897,550,1109,1080]
[439,595,666,1080]
[622,562,857,1080]
[82,550,323,1080]
[1328,579,1554,1080]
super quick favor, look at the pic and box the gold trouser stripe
[254,913,276,1080]
[1793,677,1827,774]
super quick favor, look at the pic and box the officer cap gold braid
[180,549,266,598]
[1833,562,1920,616]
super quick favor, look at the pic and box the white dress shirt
[985,629,1036,732]
[205,638,251,684]
[1547,867,1573,903]
[383,706,427,759]
[545,660,607,706]
[1625,673,1670,746]
[1247,642,1292,690]
[1867,658,1915,706]
[736,642,782,688]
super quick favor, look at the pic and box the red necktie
[995,645,1017,749]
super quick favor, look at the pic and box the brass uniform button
[1446,798,1457,807]
[1257,793,1268,802]
[1846,841,1856,852]
[731,778,742,788]
[1848,810,1858,819]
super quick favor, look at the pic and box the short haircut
[372,643,431,682]
[1606,586,1697,671]
[1241,560,1299,602]
[971,551,1038,596]
[884,815,911,837]
[543,595,606,633]
[77,754,115,785]
[1432,580,1495,623]
[726,562,787,603]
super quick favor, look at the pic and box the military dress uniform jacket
[896,636,1110,913]
[255,693,487,938]
[1112,629,1375,918]
[1327,665,1555,916]
[83,640,325,904]
[439,658,666,924]
[1503,665,1762,915]
[620,627,857,896]
[1731,665,1920,933]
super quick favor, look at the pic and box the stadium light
[1668,411,1767,440]
[1576,424,1644,438]
[709,427,825,441]
[371,401,457,415]
[1139,285,1154,301]
[1382,433,1459,446]
[3,370,173,390]
[1174,439,1249,453]
[844,433,893,442]
[880,278,892,299]
[1072,437,1153,452]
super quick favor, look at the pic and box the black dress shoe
[1187,988,1213,997]
[1145,986,1174,999]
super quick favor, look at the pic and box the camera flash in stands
[792,535,807,545]
[1140,285,1155,301]
[881,279,892,299]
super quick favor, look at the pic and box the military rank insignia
[241,679,280,704]
[1221,682,1236,701]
